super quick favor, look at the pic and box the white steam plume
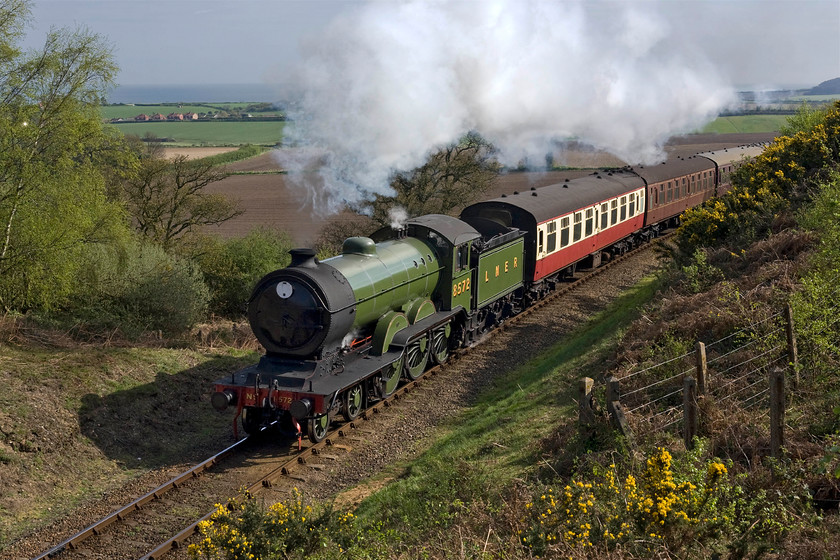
[275,0,735,214]
[388,206,409,230]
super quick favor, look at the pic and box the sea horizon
[107,83,283,104]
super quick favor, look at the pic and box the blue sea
[107,83,283,104]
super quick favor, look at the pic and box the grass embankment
[0,327,258,546]
[352,274,662,540]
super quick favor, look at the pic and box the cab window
[456,244,469,271]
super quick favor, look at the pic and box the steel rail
[31,435,251,560]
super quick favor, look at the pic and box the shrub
[63,240,209,337]
[520,446,808,558]
[188,490,388,560]
[676,100,840,257]
[183,228,292,317]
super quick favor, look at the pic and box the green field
[790,94,840,102]
[699,114,788,134]
[106,121,287,146]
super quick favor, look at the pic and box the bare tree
[120,140,242,249]
[366,132,500,226]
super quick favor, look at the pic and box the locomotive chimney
[289,248,318,268]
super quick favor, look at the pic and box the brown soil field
[204,132,778,247]
[163,147,239,160]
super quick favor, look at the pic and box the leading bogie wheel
[342,384,363,421]
[308,413,330,443]
[241,407,262,435]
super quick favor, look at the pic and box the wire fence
[607,303,794,443]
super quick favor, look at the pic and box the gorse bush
[677,100,840,256]
[188,490,387,560]
[520,447,807,558]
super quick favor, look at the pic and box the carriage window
[560,216,570,248]
[620,196,627,221]
[611,199,618,223]
[585,208,594,237]
[573,212,582,242]
[666,182,673,203]
[682,178,687,197]
[658,184,664,205]
[628,194,635,217]
[538,230,544,254]
[600,203,609,229]
[546,221,557,253]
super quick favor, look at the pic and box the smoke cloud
[275,0,735,214]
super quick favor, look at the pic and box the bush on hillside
[677,100,840,257]
[58,241,209,338]
[183,228,292,317]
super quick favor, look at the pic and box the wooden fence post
[578,377,595,427]
[770,367,785,459]
[605,376,632,440]
[683,376,698,450]
[784,304,799,391]
[606,376,620,404]
[695,341,708,395]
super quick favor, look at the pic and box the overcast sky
[19,0,840,91]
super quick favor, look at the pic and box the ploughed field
[202,132,777,246]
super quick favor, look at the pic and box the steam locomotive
[211,144,765,442]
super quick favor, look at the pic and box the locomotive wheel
[308,414,330,443]
[241,407,262,435]
[380,360,401,397]
[404,336,429,380]
[430,325,450,364]
[342,384,363,421]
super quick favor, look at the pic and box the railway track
[29,232,670,560]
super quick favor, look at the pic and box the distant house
[135,113,150,121]
[167,112,184,121]
[184,112,198,120]
[150,113,166,121]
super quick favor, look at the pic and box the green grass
[700,114,788,134]
[352,273,662,543]
[106,121,288,146]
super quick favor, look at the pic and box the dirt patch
[163,147,239,160]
